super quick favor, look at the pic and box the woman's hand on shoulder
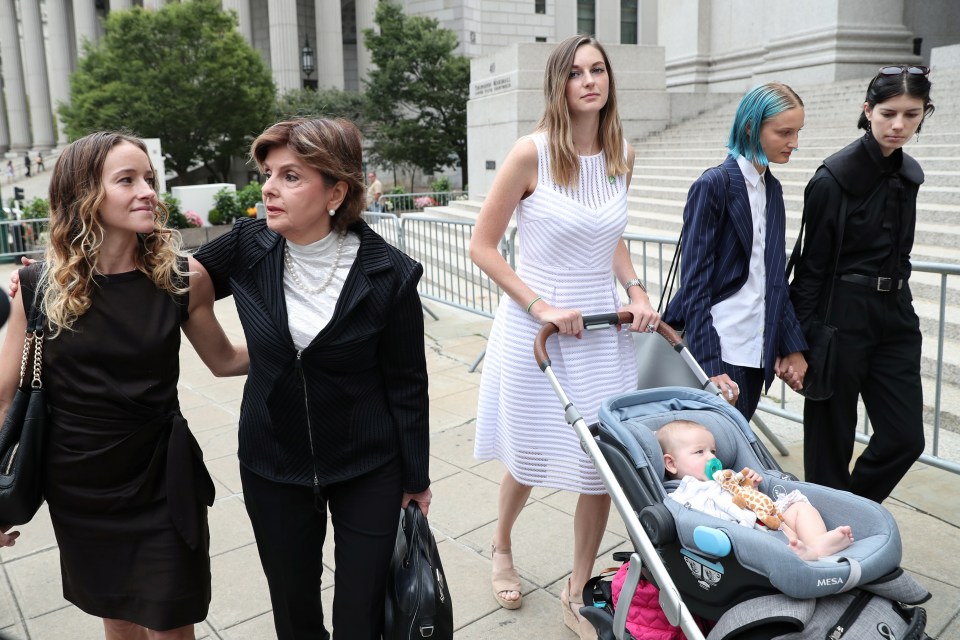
[531,301,584,338]
[402,487,433,517]
[7,256,36,299]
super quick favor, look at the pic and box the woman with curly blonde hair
[0,131,247,640]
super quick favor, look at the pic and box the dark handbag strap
[18,274,47,391]
[660,163,730,315]
[786,183,848,324]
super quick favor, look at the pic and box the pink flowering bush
[414,196,438,209]
[184,210,203,228]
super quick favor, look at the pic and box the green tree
[364,1,470,187]
[60,0,276,184]
[275,88,371,136]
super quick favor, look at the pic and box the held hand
[532,303,584,338]
[710,374,740,406]
[620,300,660,334]
[402,487,433,517]
[775,352,808,391]
[0,525,20,547]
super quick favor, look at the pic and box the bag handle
[17,279,46,391]
[403,501,440,633]
[660,163,729,315]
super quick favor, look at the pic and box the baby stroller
[534,312,930,640]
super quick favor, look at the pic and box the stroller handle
[534,311,684,371]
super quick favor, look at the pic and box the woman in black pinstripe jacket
[194,118,432,640]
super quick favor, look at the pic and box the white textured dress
[474,133,636,494]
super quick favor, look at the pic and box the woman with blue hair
[663,82,808,419]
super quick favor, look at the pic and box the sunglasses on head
[878,65,930,77]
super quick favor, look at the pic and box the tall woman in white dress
[470,35,659,640]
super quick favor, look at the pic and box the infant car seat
[595,387,917,621]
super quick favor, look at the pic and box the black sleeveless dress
[21,264,214,631]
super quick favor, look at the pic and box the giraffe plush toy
[712,468,785,530]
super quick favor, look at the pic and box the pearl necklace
[283,231,346,295]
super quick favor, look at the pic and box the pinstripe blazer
[194,218,430,492]
[663,154,807,389]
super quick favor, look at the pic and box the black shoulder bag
[786,190,848,401]
[384,501,453,640]
[0,287,49,525]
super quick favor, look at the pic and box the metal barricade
[390,215,960,475]
[361,211,404,251]
[400,214,501,319]
[379,191,467,215]
[0,217,48,263]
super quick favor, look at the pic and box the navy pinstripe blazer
[663,154,807,389]
[194,218,430,492]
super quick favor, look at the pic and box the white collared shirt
[710,155,766,368]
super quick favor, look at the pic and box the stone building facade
[0,0,956,154]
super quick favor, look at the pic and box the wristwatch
[623,278,646,293]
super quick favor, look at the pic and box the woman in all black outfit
[0,131,248,639]
[790,66,935,503]
[194,118,431,640]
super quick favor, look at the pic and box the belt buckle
[876,277,892,292]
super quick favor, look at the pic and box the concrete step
[625,199,960,252]
[631,178,960,208]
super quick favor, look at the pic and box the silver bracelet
[623,278,646,293]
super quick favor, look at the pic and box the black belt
[839,273,903,292]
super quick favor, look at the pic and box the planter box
[178,225,233,250]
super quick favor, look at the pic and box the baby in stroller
[656,419,854,561]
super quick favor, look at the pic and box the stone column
[659,0,711,91]
[46,0,73,145]
[141,0,164,9]
[316,0,345,89]
[595,0,620,44]
[20,0,56,149]
[555,0,577,40]
[73,0,100,55]
[639,0,658,45]
[109,0,133,10]
[0,0,30,150]
[223,0,253,43]
[0,93,8,155]
[267,0,301,92]
[354,0,375,85]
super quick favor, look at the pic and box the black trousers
[803,282,924,503]
[717,361,764,421]
[241,459,403,640]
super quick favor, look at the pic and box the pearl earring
[328,209,336,217]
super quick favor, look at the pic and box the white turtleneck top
[283,230,361,350]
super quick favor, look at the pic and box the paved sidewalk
[0,283,956,638]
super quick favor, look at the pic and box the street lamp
[301,37,315,79]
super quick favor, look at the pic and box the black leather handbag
[384,502,453,640]
[787,190,849,402]
[0,290,48,526]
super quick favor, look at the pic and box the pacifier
[704,458,723,479]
